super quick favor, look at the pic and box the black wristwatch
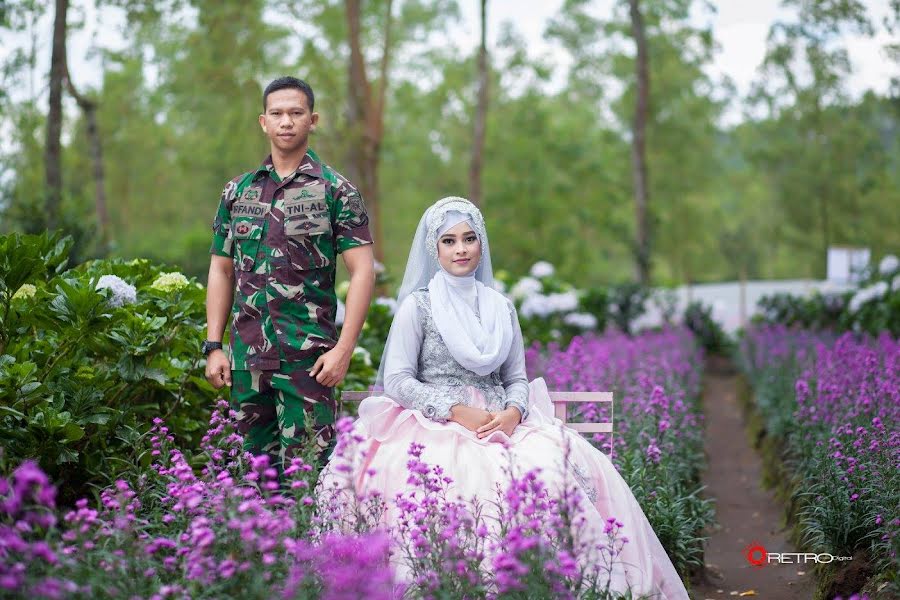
[201,340,223,356]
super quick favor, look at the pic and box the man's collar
[256,149,324,180]
[255,157,274,177]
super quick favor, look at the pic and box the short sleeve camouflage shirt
[210,149,373,370]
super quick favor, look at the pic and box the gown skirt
[320,377,690,599]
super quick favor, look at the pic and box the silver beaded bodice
[387,290,529,422]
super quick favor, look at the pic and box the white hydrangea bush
[95,275,137,307]
[502,261,606,343]
[150,272,190,293]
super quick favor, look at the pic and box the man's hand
[205,255,233,392]
[450,404,494,432]
[310,345,352,388]
[205,349,232,389]
[476,406,522,439]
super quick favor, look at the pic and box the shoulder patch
[345,188,366,219]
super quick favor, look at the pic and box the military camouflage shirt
[210,149,373,370]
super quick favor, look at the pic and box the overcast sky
[1,0,897,127]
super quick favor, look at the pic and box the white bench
[339,390,614,447]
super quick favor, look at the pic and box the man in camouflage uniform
[204,77,375,470]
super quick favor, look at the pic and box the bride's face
[437,220,481,276]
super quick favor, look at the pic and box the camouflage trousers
[231,361,335,472]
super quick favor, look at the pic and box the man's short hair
[263,77,315,112]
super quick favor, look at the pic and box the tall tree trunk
[345,0,370,200]
[812,101,830,278]
[345,0,393,265]
[628,0,651,285]
[45,0,69,231]
[468,0,489,207]
[64,65,110,253]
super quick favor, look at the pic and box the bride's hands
[449,404,494,432]
[476,406,522,439]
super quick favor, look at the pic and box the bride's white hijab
[376,197,513,386]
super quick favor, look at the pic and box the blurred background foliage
[0,0,898,286]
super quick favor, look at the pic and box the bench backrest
[339,390,614,439]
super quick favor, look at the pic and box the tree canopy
[1,0,897,285]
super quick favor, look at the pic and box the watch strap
[202,341,223,356]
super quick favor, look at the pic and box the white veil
[375,196,500,387]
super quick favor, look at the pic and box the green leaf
[19,381,42,395]
[0,405,26,419]
[57,448,79,464]
[62,422,85,442]
[81,413,111,425]
[143,369,168,385]
[0,232,71,293]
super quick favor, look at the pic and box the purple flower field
[528,327,713,577]
[1,327,709,598]
[528,327,703,464]
[739,325,900,594]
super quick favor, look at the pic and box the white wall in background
[827,247,871,285]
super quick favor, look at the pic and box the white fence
[633,280,855,334]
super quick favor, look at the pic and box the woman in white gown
[320,197,689,599]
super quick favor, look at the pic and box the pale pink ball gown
[320,291,689,599]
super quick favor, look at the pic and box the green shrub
[683,301,732,355]
[606,282,650,336]
[754,291,847,331]
[2,232,386,504]
[754,254,899,336]
[1,233,220,503]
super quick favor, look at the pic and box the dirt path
[689,362,815,600]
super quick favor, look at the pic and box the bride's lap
[350,401,608,506]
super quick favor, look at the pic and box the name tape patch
[231,201,271,218]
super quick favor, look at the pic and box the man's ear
[310,111,320,132]
[258,113,267,133]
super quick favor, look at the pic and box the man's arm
[337,244,375,352]
[205,255,234,389]
[309,244,375,387]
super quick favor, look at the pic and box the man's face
[258,89,318,154]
